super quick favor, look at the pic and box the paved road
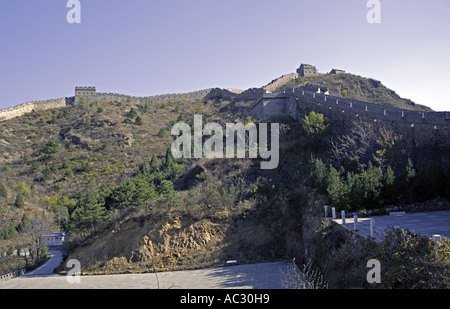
[25,250,64,277]
[0,261,291,289]
[334,210,450,240]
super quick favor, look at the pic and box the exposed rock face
[63,215,229,274]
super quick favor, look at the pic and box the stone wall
[84,89,212,105]
[0,88,212,122]
[291,89,450,127]
[203,88,265,102]
[251,93,289,119]
[263,73,298,93]
[0,98,69,122]
[252,87,450,168]
[253,87,450,128]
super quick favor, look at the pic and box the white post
[353,214,358,231]
[370,219,375,238]
[332,207,336,220]
[341,210,346,224]
[433,234,442,259]
[324,205,328,218]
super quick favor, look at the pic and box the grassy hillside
[1,80,449,288]
[0,94,249,254]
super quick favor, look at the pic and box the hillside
[269,72,432,112]
[1,72,449,288]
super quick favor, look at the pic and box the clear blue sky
[1,0,449,111]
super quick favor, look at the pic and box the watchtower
[75,86,96,104]
[297,64,318,77]
[75,86,96,96]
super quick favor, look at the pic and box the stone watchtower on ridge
[75,86,96,104]
[297,64,318,77]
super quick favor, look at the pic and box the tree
[14,194,24,208]
[138,162,150,177]
[158,180,181,210]
[0,182,6,198]
[149,155,159,173]
[25,212,50,261]
[308,158,329,193]
[380,165,396,205]
[127,107,137,119]
[0,222,17,240]
[135,116,143,126]
[302,111,330,152]
[106,175,157,209]
[16,214,30,234]
[329,120,377,165]
[42,139,59,157]
[326,166,350,211]
[356,162,384,209]
[71,191,107,230]
[374,128,403,169]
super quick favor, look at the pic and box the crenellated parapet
[252,86,450,128]
[0,87,212,122]
[74,87,212,105]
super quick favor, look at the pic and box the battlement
[75,86,96,93]
[0,87,212,122]
[252,86,450,128]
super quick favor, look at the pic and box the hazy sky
[1,0,449,111]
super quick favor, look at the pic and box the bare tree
[329,119,378,165]
[25,212,51,261]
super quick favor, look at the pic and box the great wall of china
[251,87,450,127]
[1,66,449,129]
[0,88,212,122]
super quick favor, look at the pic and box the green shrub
[13,194,24,209]
[135,116,143,126]
[0,182,7,198]
[42,139,59,157]
[127,107,137,118]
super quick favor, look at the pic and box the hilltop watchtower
[75,86,96,96]
[297,64,318,77]
[75,86,96,104]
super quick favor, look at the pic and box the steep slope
[0,91,253,256]
[0,70,446,278]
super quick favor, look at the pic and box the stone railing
[0,268,26,281]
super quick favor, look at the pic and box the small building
[297,64,318,77]
[330,69,346,75]
[42,233,66,247]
